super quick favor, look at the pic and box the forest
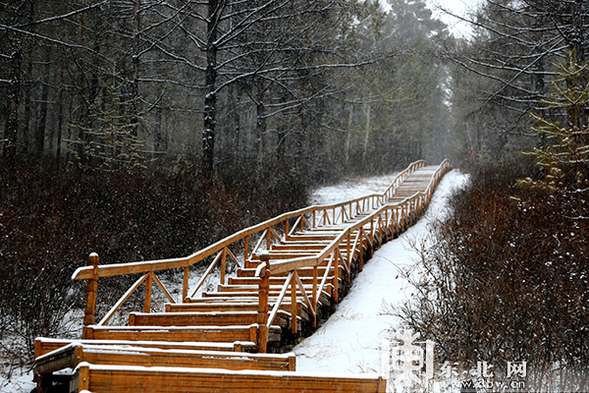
[1,0,589,390]
[0,0,451,178]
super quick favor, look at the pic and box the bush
[400,162,589,390]
[0,156,309,362]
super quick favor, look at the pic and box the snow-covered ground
[309,173,399,205]
[1,169,467,392]
[294,169,469,375]
[1,365,35,393]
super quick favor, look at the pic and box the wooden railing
[72,160,435,338]
[255,160,451,351]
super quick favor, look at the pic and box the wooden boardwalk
[33,160,450,393]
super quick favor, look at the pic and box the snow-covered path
[1,170,467,393]
[294,169,469,375]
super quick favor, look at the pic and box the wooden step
[228,275,339,287]
[238,265,344,278]
[34,338,247,358]
[217,283,332,293]
[201,289,332,305]
[72,363,386,392]
[271,243,327,251]
[287,234,338,241]
[83,324,281,344]
[34,343,296,377]
[245,257,348,269]
[129,310,300,329]
[169,300,313,322]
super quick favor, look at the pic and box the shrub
[0,156,309,362]
[400,162,589,390]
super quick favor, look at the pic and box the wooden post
[183,266,189,302]
[221,247,227,285]
[359,228,364,271]
[291,272,297,334]
[257,253,270,353]
[346,233,351,283]
[393,208,398,237]
[144,272,153,313]
[312,266,317,327]
[385,210,389,241]
[378,216,383,247]
[333,250,339,303]
[83,253,99,339]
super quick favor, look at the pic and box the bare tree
[446,0,589,161]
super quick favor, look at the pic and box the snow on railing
[256,160,451,351]
[71,160,435,340]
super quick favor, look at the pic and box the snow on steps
[71,363,386,393]
[32,160,450,393]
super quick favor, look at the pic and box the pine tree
[520,51,589,218]
[67,65,147,171]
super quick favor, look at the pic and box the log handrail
[72,160,427,282]
[264,160,451,276]
[254,160,451,349]
[73,159,438,333]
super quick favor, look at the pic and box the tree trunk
[256,99,266,165]
[4,50,22,172]
[345,103,354,165]
[570,0,587,132]
[230,85,241,159]
[362,101,371,162]
[276,124,286,164]
[131,0,141,137]
[35,63,49,157]
[202,0,222,176]
[154,106,167,155]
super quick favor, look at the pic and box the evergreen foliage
[522,52,589,212]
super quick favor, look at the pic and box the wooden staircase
[33,160,450,393]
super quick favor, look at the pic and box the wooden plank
[238,264,343,278]
[129,310,296,328]
[201,289,333,306]
[84,325,281,344]
[77,364,387,393]
[166,301,312,323]
[228,276,340,287]
[35,343,295,375]
[35,338,239,357]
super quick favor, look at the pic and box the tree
[67,64,147,170]
[521,51,589,218]
[446,0,589,163]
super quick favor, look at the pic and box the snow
[310,174,398,205]
[0,367,35,393]
[0,169,467,392]
[293,169,469,375]
[73,362,382,380]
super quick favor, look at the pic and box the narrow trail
[27,161,457,393]
[294,169,469,375]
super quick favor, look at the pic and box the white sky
[381,0,484,38]
[427,0,484,38]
